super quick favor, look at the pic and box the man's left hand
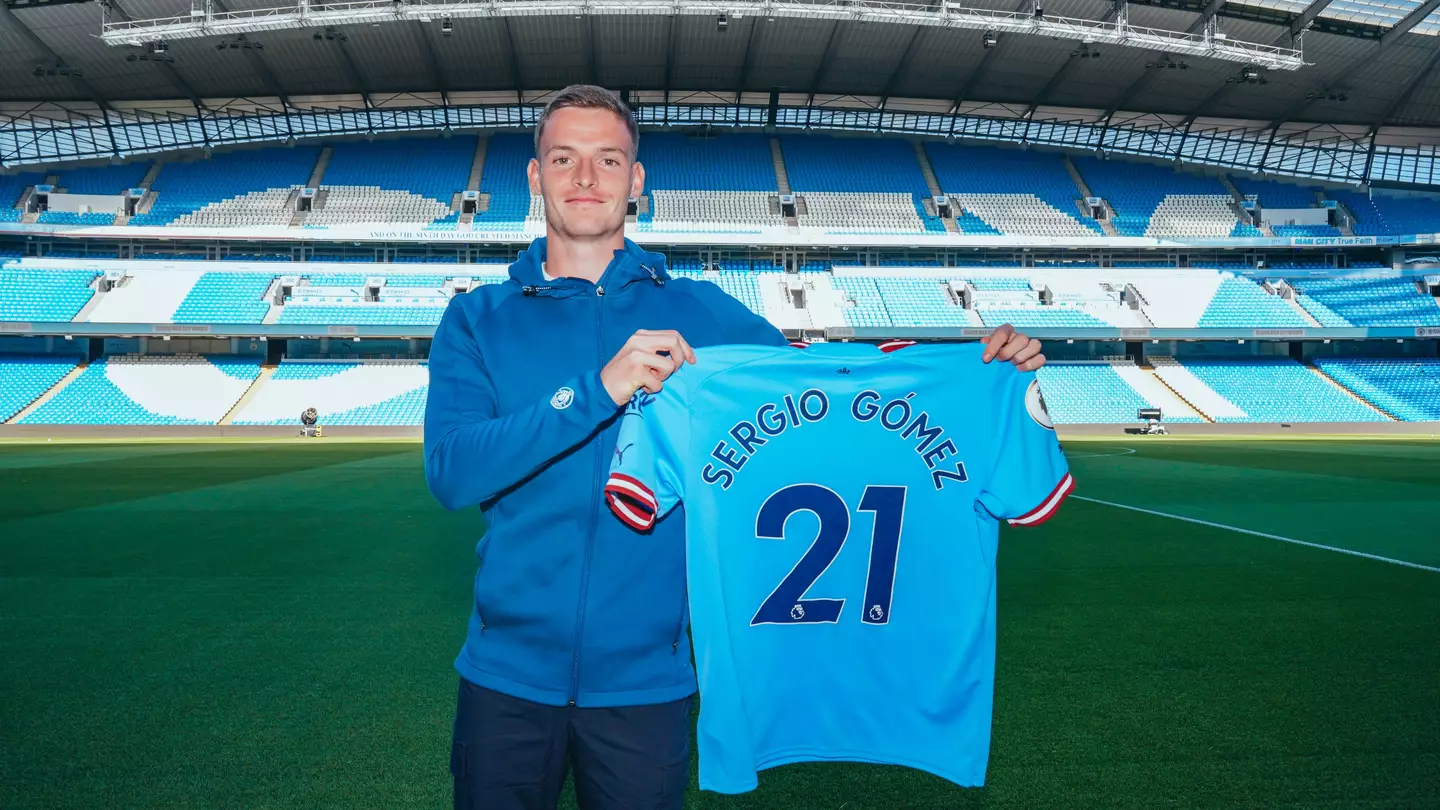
[980,324,1045,371]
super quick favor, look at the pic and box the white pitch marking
[1063,446,1138,459]
[1073,495,1440,574]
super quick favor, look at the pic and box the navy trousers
[450,678,693,810]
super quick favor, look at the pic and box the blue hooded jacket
[425,236,786,707]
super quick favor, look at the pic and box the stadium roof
[1,0,1440,129]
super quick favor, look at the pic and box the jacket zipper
[672,582,687,654]
[568,276,609,706]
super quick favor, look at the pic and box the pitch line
[1073,496,1440,574]
[1064,447,1137,459]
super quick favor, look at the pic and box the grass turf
[1,438,1437,808]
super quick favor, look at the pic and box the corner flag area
[1,437,1436,808]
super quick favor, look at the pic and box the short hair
[533,84,639,162]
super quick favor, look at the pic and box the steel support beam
[663,14,676,93]
[414,20,449,103]
[586,14,598,86]
[879,26,924,109]
[500,17,523,102]
[1382,0,1440,44]
[1289,0,1335,38]
[735,14,763,92]
[807,19,845,101]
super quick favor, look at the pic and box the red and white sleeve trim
[1007,473,1074,527]
[789,341,811,349]
[605,472,658,531]
[878,339,918,353]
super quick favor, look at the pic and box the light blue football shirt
[604,341,1073,794]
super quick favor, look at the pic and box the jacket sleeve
[688,280,788,346]
[423,298,622,511]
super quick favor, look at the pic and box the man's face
[528,106,643,242]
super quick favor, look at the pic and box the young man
[424,84,1046,810]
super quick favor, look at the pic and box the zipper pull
[596,285,605,296]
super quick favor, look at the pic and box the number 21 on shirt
[751,484,906,627]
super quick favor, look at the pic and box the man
[424,84,1046,810]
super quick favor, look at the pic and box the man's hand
[600,329,698,406]
[981,324,1045,372]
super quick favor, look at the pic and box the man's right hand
[600,329,697,406]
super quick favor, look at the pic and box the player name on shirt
[699,386,969,492]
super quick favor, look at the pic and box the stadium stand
[19,354,260,425]
[1313,357,1440,421]
[35,211,116,226]
[1196,279,1309,328]
[1335,190,1440,236]
[1036,361,1205,424]
[56,163,151,194]
[925,144,1100,237]
[1294,292,1352,327]
[130,147,319,227]
[312,137,473,226]
[640,133,776,192]
[1288,276,1440,326]
[976,308,1109,328]
[648,191,781,229]
[1166,357,1388,422]
[1,172,44,223]
[0,269,97,321]
[869,275,978,328]
[1073,158,1238,237]
[277,300,447,326]
[172,273,273,323]
[475,134,533,229]
[781,136,943,233]
[0,355,82,421]
[1228,176,1322,209]
[229,360,428,425]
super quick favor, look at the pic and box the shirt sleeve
[976,369,1074,527]
[604,372,691,531]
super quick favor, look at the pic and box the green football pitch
[1,437,1437,809]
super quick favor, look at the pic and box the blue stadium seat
[0,355,82,421]
[1228,176,1321,209]
[0,172,45,223]
[476,134,533,228]
[1289,276,1440,326]
[925,143,1100,236]
[18,355,260,425]
[640,133,776,191]
[322,136,476,206]
[57,163,151,194]
[1197,279,1309,328]
[1036,363,1201,424]
[1073,157,1231,237]
[172,273,274,323]
[1178,357,1387,422]
[36,211,116,226]
[130,147,319,226]
[1334,190,1440,236]
[1314,357,1440,421]
[0,269,98,320]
